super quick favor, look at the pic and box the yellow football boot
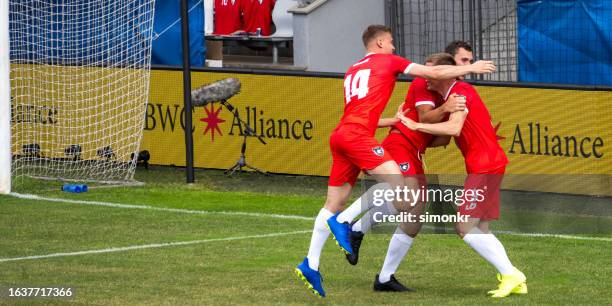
[488,268,527,298]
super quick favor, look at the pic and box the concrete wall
[292,0,386,73]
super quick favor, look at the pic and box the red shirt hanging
[214,0,243,35]
[242,0,276,35]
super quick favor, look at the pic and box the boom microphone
[191,78,241,106]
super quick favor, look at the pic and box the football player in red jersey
[348,45,474,288]
[295,25,496,298]
[445,40,475,70]
[346,53,467,292]
[399,53,527,298]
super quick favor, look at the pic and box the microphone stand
[219,99,268,176]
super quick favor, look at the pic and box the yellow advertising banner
[11,64,148,162]
[144,70,344,176]
[143,69,612,195]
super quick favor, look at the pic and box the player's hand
[443,94,466,113]
[398,113,419,131]
[470,60,496,74]
[394,102,410,119]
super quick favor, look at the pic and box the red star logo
[199,104,225,141]
[494,122,506,141]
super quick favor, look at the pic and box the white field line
[420,225,612,242]
[492,230,612,242]
[9,192,314,221]
[0,230,310,263]
[8,193,612,242]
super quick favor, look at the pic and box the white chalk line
[420,225,612,242]
[9,192,314,221]
[493,230,612,242]
[0,230,310,263]
[7,193,612,242]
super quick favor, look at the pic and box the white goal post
[0,0,10,194]
[2,1,156,191]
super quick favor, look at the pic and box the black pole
[477,0,484,81]
[180,0,195,183]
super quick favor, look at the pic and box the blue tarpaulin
[9,1,153,65]
[518,0,612,85]
[152,0,206,67]
[9,0,205,67]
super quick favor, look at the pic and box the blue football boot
[295,257,325,298]
[327,213,353,255]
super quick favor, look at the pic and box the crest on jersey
[372,146,384,157]
[399,162,410,172]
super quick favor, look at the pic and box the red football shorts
[328,125,393,186]
[381,130,427,188]
[457,166,505,220]
[381,131,425,176]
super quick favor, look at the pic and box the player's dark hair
[362,25,392,48]
[427,53,456,66]
[444,41,473,56]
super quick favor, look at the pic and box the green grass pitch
[1,167,611,305]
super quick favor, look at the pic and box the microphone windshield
[192,78,241,106]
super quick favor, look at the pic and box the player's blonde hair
[362,25,392,48]
[426,53,457,66]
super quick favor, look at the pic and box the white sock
[463,228,514,275]
[306,208,334,271]
[337,183,392,224]
[379,227,414,283]
[351,200,398,233]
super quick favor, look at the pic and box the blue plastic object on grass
[62,184,88,193]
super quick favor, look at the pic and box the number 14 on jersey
[344,69,371,103]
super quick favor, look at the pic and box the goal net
[6,0,156,185]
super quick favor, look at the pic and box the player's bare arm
[400,109,467,137]
[400,95,468,136]
[378,118,399,127]
[417,95,466,123]
[377,102,409,127]
[407,60,495,80]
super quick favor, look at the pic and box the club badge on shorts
[465,202,478,210]
[372,146,384,157]
[399,162,410,172]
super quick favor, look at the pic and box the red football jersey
[447,81,508,173]
[242,0,275,35]
[337,53,413,135]
[214,0,243,35]
[393,77,442,153]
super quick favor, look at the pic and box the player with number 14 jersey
[328,54,414,186]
